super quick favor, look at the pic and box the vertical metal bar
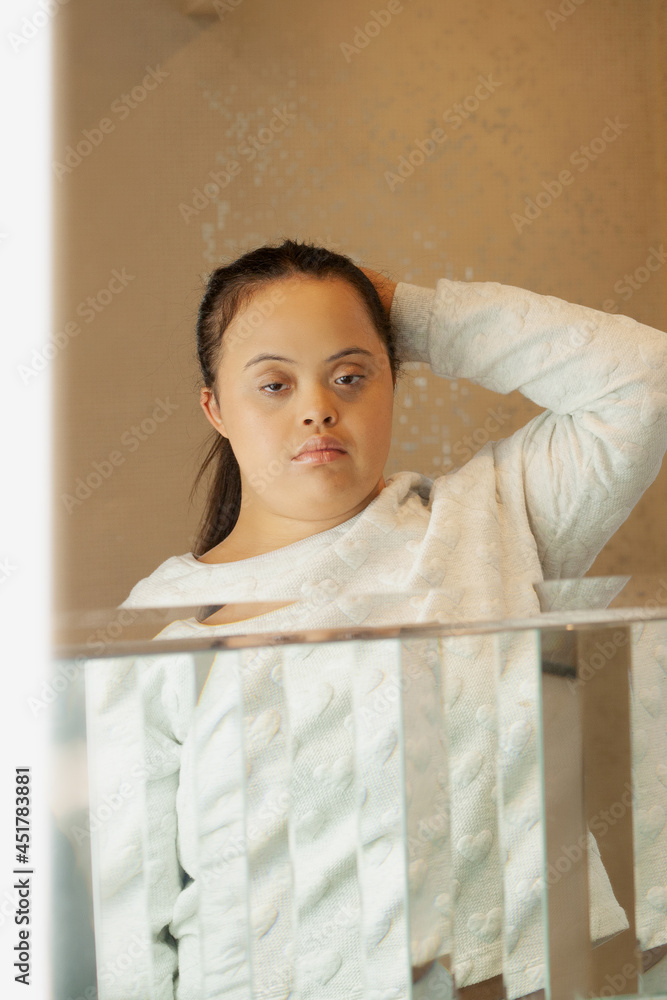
[579,625,637,995]
[630,617,667,996]
[402,635,452,998]
[433,635,454,989]
[541,629,591,1000]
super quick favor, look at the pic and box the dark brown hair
[190,238,404,557]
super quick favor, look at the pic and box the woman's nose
[301,385,338,426]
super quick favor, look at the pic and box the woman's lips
[292,449,347,465]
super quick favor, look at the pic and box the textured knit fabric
[112,276,667,998]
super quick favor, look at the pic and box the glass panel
[349,638,410,998]
[399,636,451,994]
[50,657,98,1000]
[577,625,638,999]
[438,630,499,995]
[188,648,252,998]
[539,619,667,999]
[281,639,362,999]
[497,628,548,1000]
[84,656,160,998]
[242,644,293,1000]
[631,618,667,996]
[50,578,667,1000]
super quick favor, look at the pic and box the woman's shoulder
[119,552,203,608]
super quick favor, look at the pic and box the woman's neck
[197,477,385,564]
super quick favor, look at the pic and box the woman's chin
[289,480,382,518]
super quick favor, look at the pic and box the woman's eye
[260,374,364,394]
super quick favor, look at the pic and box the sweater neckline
[179,510,364,571]
[177,471,427,573]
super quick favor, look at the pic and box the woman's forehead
[246,273,367,312]
[222,277,382,360]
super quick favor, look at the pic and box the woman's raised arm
[380,272,667,579]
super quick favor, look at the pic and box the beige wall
[53,0,667,613]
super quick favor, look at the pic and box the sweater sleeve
[390,278,667,579]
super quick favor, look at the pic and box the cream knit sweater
[106,276,667,998]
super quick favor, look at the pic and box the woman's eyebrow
[243,347,375,370]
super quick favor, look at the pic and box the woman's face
[200,275,396,525]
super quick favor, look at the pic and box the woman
[113,240,667,998]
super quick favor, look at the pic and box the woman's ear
[200,386,228,438]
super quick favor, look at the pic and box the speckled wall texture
[53,0,666,611]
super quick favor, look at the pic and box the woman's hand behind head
[360,266,397,318]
